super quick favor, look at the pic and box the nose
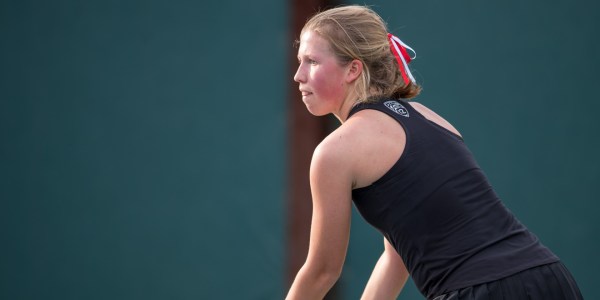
[293,64,305,83]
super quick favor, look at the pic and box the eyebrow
[297,54,315,61]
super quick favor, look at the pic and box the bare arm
[361,238,409,300]
[286,140,354,300]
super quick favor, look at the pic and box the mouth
[300,90,313,97]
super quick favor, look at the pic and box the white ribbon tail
[391,35,416,59]
[390,38,416,83]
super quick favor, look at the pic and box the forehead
[297,30,331,57]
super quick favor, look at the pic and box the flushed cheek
[318,85,343,103]
[312,72,345,101]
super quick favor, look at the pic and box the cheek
[312,68,345,100]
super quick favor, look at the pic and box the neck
[333,92,360,124]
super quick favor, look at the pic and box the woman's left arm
[286,139,354,300]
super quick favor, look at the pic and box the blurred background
[1,0,598,299]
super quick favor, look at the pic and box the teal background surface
[339,0,599,299]
[1,0,598,299]
[1,1,287,299]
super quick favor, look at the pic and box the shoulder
[308,124,363,197]
[312,109,407,188]
[315,109,391,161]
[311,118,367,177]
[409,101,462,138]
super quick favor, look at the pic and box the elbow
[317,267,342,288]
[301,262,342,290]
[287,260,344,299]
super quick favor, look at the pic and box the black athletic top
[348,99,559,299]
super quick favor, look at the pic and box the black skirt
[433,262,583,300]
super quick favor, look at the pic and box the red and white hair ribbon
[387,33,416,85]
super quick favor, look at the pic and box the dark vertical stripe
[285,0,339,297]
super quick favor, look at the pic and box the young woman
[286,5,582,300]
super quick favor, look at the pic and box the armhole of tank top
[350,104,411,190]
[403,101,465,142]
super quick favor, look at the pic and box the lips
[299,89,312,96]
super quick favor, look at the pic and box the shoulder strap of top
[348,99,417,124]
[349,99,464,143]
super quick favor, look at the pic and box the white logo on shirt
[383,101,409,117]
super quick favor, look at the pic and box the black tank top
[348,99,558,299]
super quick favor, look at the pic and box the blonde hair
[301,5,421,102]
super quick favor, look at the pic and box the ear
[345,59,363,83]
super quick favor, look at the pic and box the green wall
[0,1,287,299]
[3,0,598,299]
[340,0,600,299]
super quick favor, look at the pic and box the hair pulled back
[301,5,421,102]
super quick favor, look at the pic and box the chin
[304,105,329,117]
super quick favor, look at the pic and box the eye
[297,57,318,65]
